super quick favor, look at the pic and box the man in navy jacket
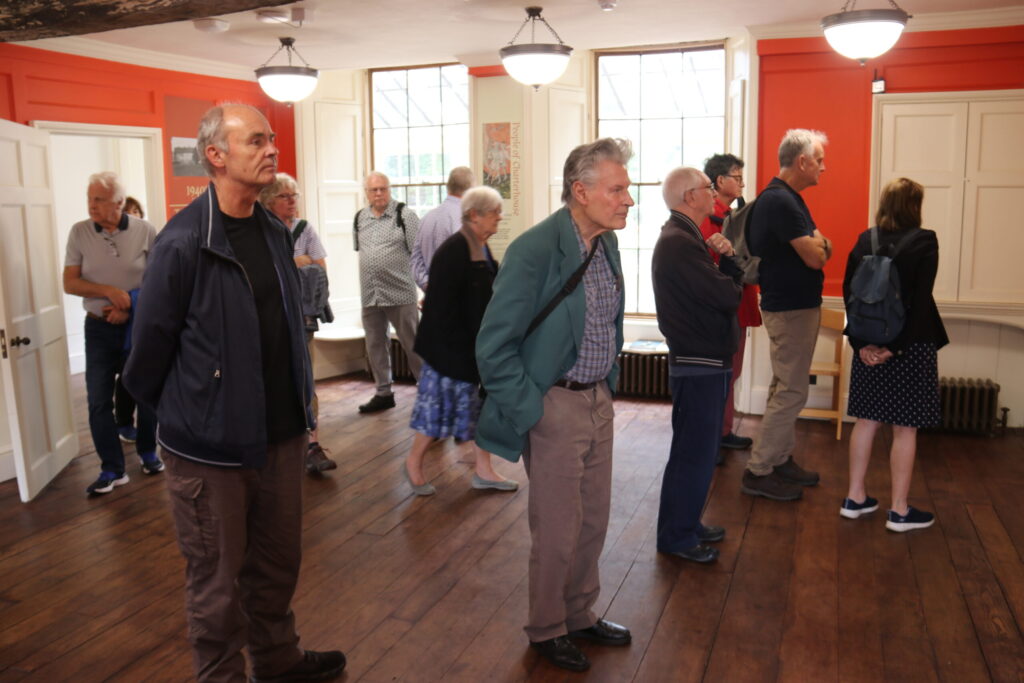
[124,104,345,683]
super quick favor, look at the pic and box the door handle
[10,336,30,347]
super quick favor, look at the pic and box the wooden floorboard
[0,372,1022,681]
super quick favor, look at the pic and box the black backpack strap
[292,219,308,241]
[353,209,363,251]
[396,202,406,236]
[524,239,600,339]
[889,227,923,258]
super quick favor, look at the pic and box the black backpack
[721,186,781,285]
[353,202,406,251]
[845,227,922,345]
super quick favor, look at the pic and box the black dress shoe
[697,524,725,543]
[530,636,590,672]
[252,649,346,682]
[568,618,631,646]
[662,543,719,564]
[720,432,753,450]
[358,394,395,413]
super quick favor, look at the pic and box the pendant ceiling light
[821,0,911,64]
[255,37,319,103]
[499,6,573,89]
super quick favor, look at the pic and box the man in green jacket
[475,138,633,673]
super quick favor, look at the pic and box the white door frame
[30,121,167,228]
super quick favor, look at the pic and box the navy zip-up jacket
[123,183,313,468]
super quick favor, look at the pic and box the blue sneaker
[139,451,165,475]
[839,496,879,519]
[118,425,137,443]
[886,506,935,532]
[86,472,129,496]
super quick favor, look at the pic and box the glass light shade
[255,66,319,103]
[500,43,573,87]
[821,9,908,61]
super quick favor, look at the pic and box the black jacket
[123,184,313,468]
[414,231,496,383]
[652,212,743,368]
[842,226,948,353]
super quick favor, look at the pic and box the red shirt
[698,198,762,328]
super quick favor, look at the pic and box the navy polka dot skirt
[848,342,941,428]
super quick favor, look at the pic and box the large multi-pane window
[597,48,725,314]
[370,65,470,216]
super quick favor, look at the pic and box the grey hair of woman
[88,171,126,205]
[778,129,828,169]
[461,186,503,224]
[259,172,298,208]
[560,138,633,205]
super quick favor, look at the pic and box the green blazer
[475,207,625,462]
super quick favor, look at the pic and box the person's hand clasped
[706,233,734,257]
[859,344,893,366]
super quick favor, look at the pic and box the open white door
[0,118,79,502]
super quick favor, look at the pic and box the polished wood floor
[1,373,1023,682]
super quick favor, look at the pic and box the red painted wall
[0,43,296,218]
[756,26,1024,296]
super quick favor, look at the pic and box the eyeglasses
[367,187,389,194]
[687,183,716,195]
[275,192,300,201]
[724,174,744,182]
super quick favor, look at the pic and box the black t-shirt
[749,178,824,312]
[222,211,306,444]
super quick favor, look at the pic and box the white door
[0,118,79,502]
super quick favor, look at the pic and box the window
[596,48,725,314]
[370,64,470,216]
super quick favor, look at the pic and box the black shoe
[773,456,820,486]
[358,394,395,413]
[662,543,719,564]
[252,650,346,682]
[720,432,753,450]
[305,443,337,475]
[530,636,590,672]
[741,470,803,501]
[568,618,631,646]
[697,524,725,543]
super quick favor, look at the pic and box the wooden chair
[798,307,848,440]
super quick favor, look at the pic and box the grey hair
[661,167,705,209]
[196,103,266,177]
[87,171,126,206]
[259,172,298,208]
[561,138,633,205]
[461,186,503,223]
[363,171,390,190]
[778,129,828,168]
[447,166,475,196]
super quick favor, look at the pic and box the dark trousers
[114,374,136,428]
[84,316,156,473]
[163,432,307,683]
[657,370,731,552]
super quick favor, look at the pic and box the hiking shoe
[886,506,935,533]
[741,470,802,501]
[358,394,395,413]
[720,432,753,450]
[251,649,346,682]
[305,443,337,475]
[840,496,879,519]
[773,456,820,486]
[86,472,129,495]
[118,425,137,443]
[139,452,164,475]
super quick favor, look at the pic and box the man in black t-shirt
[742,129,833,502]
[124,104,345,682]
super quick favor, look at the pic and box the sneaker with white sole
[139,452,165,475]
[118,425,137,443]
[840,496,879,519]
[886,506,935,532]
[87,472,129,496]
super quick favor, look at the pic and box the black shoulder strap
[396,202,406,236]
[292,219,308,241]
[889,228,923,259]
[524,239,600,339]
[353,209,363,251]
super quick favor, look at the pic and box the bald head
[663,166,716,223]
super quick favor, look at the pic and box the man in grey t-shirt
[63,171,162,495]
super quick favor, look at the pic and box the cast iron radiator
[937,377,1003,436]
[615,352,671,399]
[388,338,416,382]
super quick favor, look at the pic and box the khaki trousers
[362,303,422,396]
[522,383,614,642]
[164,433,307,683]
[748,307,821,475]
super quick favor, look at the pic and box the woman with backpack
[840,177,948,532]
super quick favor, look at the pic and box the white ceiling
[19,0,1024,79]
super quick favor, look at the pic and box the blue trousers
[85,316,156,474]
[657,369,731,552]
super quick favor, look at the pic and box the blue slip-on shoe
[886,506,935,532]
[840,496,879,519]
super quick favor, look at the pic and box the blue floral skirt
[409,362,482,441]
